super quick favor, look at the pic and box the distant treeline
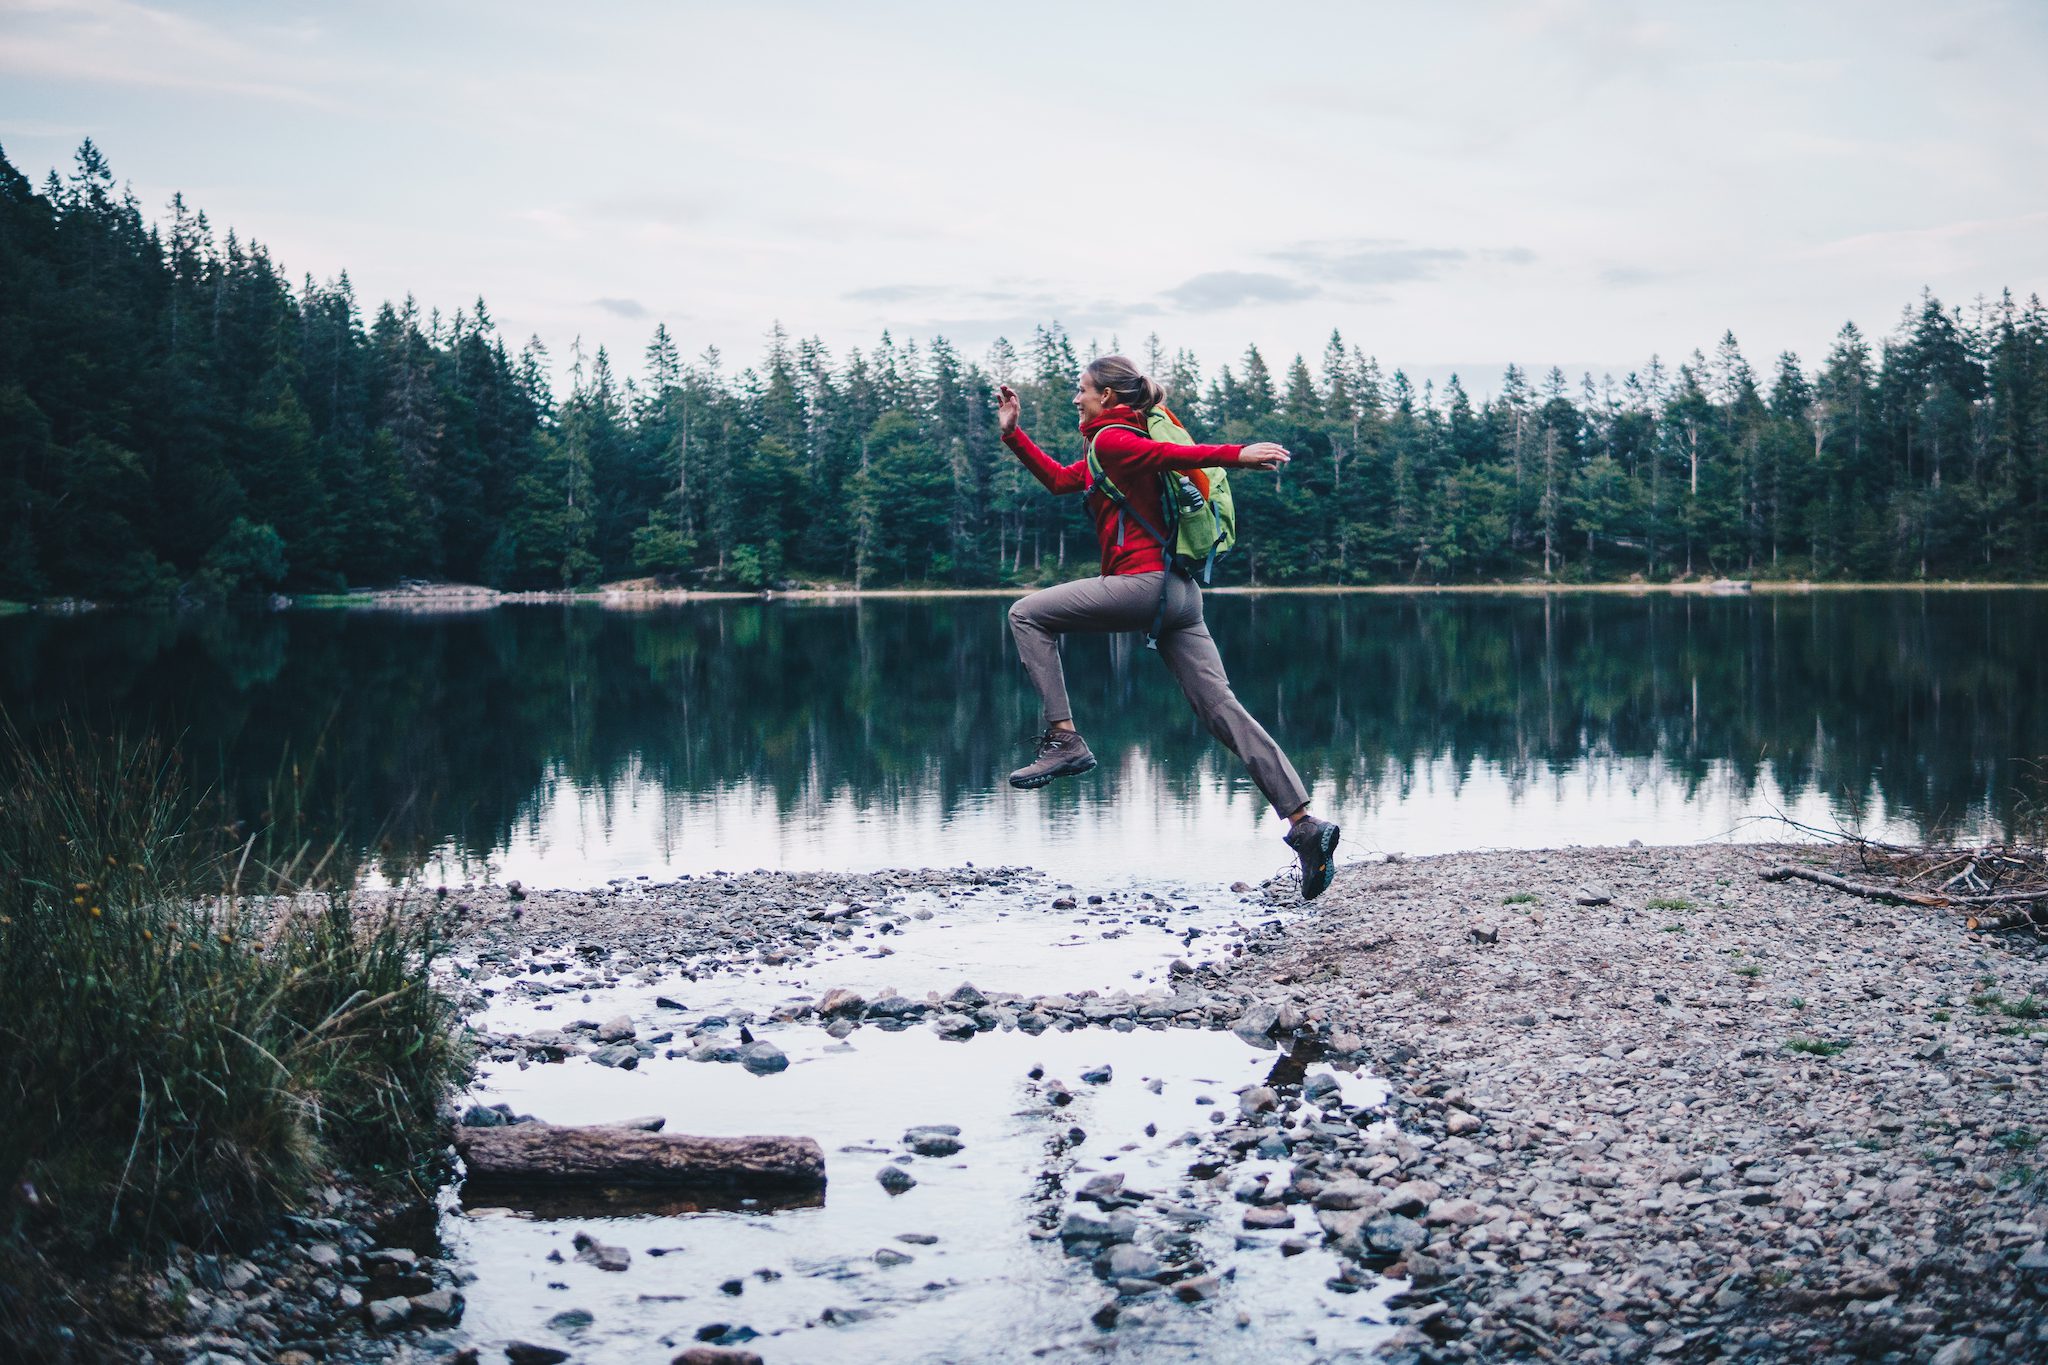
[3,140,2046,602]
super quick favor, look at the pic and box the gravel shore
[109,845,2048,1363]
[1231,842,2048,1363]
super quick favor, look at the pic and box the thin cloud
[845,284,945,304]
[593,297,649,319]
[1163,272,1320,312]
[0,0,344,108]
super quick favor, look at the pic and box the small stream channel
[439,880,1404,1363]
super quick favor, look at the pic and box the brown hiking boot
[1285,815,1341,900]
[1009,728,1097,789]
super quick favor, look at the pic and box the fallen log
[456,1123,826,1190]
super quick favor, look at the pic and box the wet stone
[738,1040,788,1074]
[876,1165,918,1195]
[572,1232,631,1272]
[903,1125,964,1157]
[671,1348,765,1365]
[506,1345,572,1365]
[1060,1211,1138,1247]
[590,1042,640,1069]
[1094,1244,1161,1281]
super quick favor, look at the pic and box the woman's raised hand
[997,384,1020,436]
[1238,442,1291,470]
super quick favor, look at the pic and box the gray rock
[1239,1086,1279,1116]
[1424,1197,1485,1226]
[1363,1212,1429,1256]
[590,1042,640,1069]
[1313,1179,1379,1212]
[877,1165,918,1195]
[1077,1173,1125,1204]
[1303,1072,1342,1101]
[506,1345,572,1365]
[874,1247,914,1267]
[1095,1244,1161,1280]
[1232,1001,1281,1042]
[1244,1205,1296,1230]
[738,1040,788,1074]
[671,1348,766,1365]
[930,1013,978,1040]
[904,1125,964,1157]
[816,987,865,1017]
[1060,1211,1138,1246]
[595,1014,635,1042]
[1080,1063,1113,1084]
[573,1231,631,1272]
[1173,1273,1222,1302]
[409,1287,464,1325]
[1382,1179,1439,1215]
[364,1295,411,1331]
[1575,883,1615,906]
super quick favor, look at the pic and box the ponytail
[1085,355,1166,414]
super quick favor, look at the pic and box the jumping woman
[997,355,1341,900]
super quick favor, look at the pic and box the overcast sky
[4,0,2045,394]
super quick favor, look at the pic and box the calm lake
[3,590,2041,890]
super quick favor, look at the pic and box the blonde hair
[1085,354,1166,413]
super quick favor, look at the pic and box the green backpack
[1084,405,1237,647]
[1085,406,1237,582]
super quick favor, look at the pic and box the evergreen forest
[4,141,2047,604]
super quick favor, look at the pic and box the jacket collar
[1080,403,1146,437]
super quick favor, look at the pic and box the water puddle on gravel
[442,882,1401,1362]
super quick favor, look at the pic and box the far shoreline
[9,579,2048,617]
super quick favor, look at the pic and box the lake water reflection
[1,590,2040,889]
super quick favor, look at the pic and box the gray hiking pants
[1007,571,1310,816]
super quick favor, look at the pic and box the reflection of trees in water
[0,593,2039,877]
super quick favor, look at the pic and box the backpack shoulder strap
[1084,423,1152,497]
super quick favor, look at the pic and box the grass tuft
[0,721,470,1340]
[1784,1036,1849,1057]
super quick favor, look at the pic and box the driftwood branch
[457,1123,826,1189]
[1760,866,2048,908]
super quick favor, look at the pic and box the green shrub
[0,723,469,1269]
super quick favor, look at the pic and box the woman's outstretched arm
[997,383,1087,494]
[1092,427,1292,476]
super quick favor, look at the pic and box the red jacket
[1003,405,1246,576]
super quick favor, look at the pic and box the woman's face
[1074,372,1111,423]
